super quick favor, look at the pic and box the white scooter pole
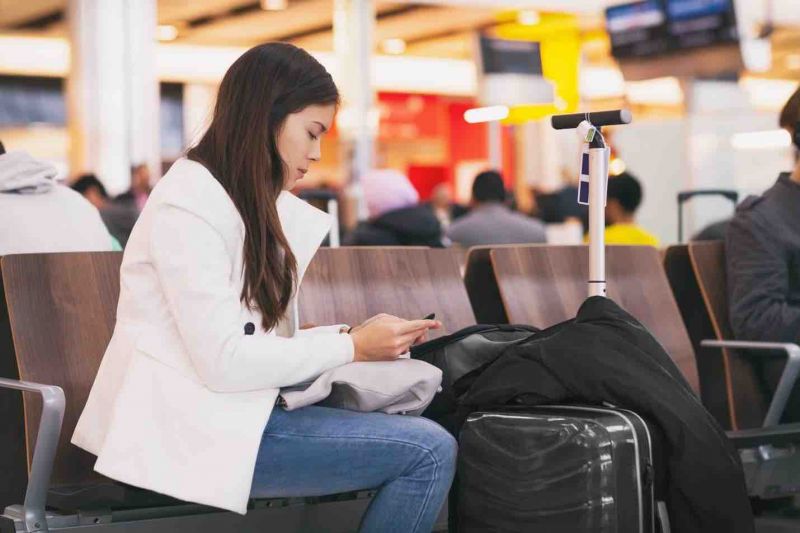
[587,138,609,297]
[551,110,632,298]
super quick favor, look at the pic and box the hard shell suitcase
[457,405,667,533]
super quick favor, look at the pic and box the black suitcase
[456,405,669,533]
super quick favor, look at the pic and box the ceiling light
[730,130,792,150]
[464,105,509,124]
[580,66,625,100]
[261,0,287,10]
[739,77,800,110]
[517,10,540,26]
[157,25,178,41]
[381,38,406,55]
[625,77,684,106]
[608,157,626,176]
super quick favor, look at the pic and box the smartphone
[422,313,436,320]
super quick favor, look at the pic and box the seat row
[1,244,798,532]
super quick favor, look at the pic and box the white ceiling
[0,0,797,72]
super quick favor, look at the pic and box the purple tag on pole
[577,149,590,205]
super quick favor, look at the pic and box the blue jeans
[250,405,457,533]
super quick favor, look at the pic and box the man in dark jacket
[71,174,140,247]
[343,204,444,247]
[343,167,445,246]
[446,170,546,247]
[726,85,800,345]
[725,85,800,419]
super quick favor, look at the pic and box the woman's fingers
[412,331,427,345]
[395,319,441,335]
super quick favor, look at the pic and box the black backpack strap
[410,325,501,357]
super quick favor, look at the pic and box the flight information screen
[606,0,738,60]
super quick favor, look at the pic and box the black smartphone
[422,313,436,320]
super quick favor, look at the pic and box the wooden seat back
[474,245,700,395]
[1,253,122,495]
[299,247,476,335]
[688,241,767,429]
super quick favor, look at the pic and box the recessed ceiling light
[157,25,178,41]
[381,38,406,55]
[464,105,509,124]
[261,0,287,10]
[731,130,792,150]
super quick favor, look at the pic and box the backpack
[410,324,539,429]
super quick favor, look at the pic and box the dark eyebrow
[313,121,328,133]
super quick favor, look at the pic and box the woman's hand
[347,313,398,335]
[350,315,442,362]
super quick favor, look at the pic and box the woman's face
[277,103,336,190]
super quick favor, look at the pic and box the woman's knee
[403,418,458,476]
[431,425,458,473]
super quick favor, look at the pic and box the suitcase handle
[677,189,739,243]
[677,189,738,205]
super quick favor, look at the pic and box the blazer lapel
[276,190,332,284]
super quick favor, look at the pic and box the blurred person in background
[602,171,659,246]
[343,168,444,246]
[115,163,153,212]
[0,140,116,255]
[428,182,468,232]
[531,179,589,235]
[446,169,546,247]
[71,174,139,248]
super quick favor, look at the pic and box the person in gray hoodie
[0,141,116,256]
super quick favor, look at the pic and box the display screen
[664,0,738,50]
[478,35,543,76]
[606,1,670,58]
[606,0,738,59]
[665,0,729,20]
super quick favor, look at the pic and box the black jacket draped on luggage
[454,296,753,533]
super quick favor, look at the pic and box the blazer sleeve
[296,325,349,336]
[149,204,354,392]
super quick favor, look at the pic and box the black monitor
[606,1,669,59]
[664,0,738,50]
[477,35,543,76]
[606,0,738,60]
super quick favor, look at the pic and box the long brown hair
[188,43,339,331]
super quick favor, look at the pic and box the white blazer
[72,158,354,514]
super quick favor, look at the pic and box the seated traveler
[725,84,800,420]
[0,141,116,255]
[446,170,546,247]
[71,43,456,532]
[343,168,444,247]
[71,173,139,248]
[602,171,659,246]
